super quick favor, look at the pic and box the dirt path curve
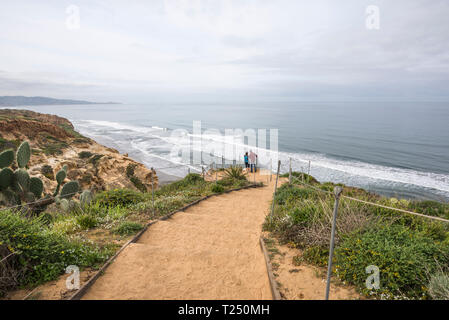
[82,170,279,300]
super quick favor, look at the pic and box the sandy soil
[82,170,276,299]
[262,234,361,300]
[4,269,96,300]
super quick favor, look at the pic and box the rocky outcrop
[0,109,158,194]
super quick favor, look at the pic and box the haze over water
[7,101,449,202]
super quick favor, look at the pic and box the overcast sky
[1,0,449,103]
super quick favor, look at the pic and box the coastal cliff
[0,109,158,194]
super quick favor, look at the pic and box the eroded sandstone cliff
[0,109,158,194]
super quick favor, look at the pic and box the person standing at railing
[249,150,257,173]
[244,152,249,169]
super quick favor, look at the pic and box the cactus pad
[30,177,44,198]
[60,180,79,199]
[0,149,14,168]
[0,167,14,190]
[56,169,67,185]
[15,169,30,192]
[16,141,31,168]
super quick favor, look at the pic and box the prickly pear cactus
[0,140,86,214]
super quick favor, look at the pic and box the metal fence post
[308,160,311,176]
[325,186,343,300]
[269,160,281,223]
[270,159,273,182]
[222,156,224,169]
[152,180,155,218]
[289,158,292,184]
[202,166,205,179]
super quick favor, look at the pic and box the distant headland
[0,96,120,106]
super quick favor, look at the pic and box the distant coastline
[0,96,120,106]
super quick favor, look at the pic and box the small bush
[40,165,54,180]
[113,221,144,236]
[274,184,316,205]
[303,246,329,267]
[224,166,246,180]
[408,200,449,219]
[126,164,136,178]
[428,272,449,300]
[211,184,225,193]
[281,171,319,184]
[76,214,98,230]
[42,140,68,155]
[183,173,204,185]
[78,151,93,159]
[94,189,145,208]
[130,176,147,193]
[88,154,104,165]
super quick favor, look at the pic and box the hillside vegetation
[265,173,449,300]
[1,160,253,296]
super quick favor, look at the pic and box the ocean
[4,101,449,201]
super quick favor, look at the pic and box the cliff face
[0,109,157,194]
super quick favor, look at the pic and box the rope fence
[291,178,449,224]
[267,159,449,300]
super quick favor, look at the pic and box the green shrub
[130,176,147,193]
[113,221,144,236]
[281,171,318,184]
[126,164,136,178]
[183,173,204,185]
[42,139,68,155]
[40,165,54,180]
[274,184,316,205]
[211,183,225,193]
[0,210,113,291]
[408,200,449,219]
[158,174,205,194]
[289,204,317,225]
[223,166,246,180]
[76,214,98,230]
[78,151,93,159]
[88,154,104,165]
[217,177,234,187]
[94,189,144,208]
[153,196,187,216]
[303,246,329,267]
[335,224,449,299]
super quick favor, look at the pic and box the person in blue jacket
[244,152,249,169]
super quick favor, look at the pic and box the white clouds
[0,0,448,102]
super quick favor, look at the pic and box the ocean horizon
[3,101,449,202]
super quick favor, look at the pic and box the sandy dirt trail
[82,170,277,299]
